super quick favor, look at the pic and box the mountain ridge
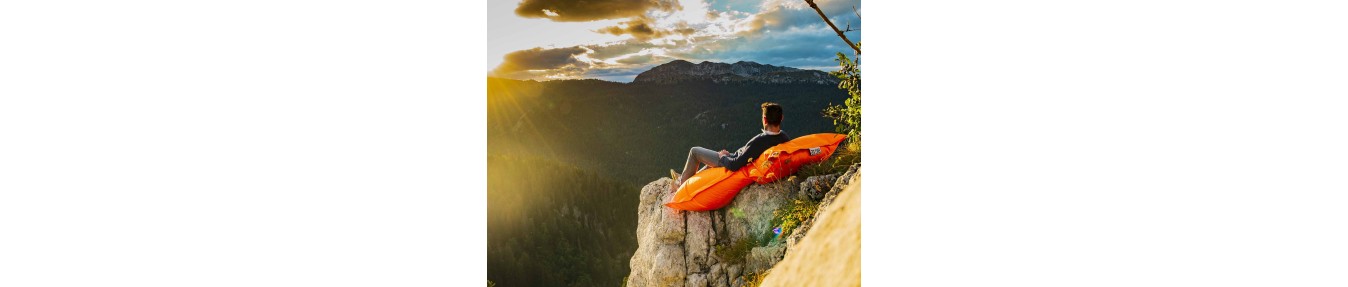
[633,60,839,85]
[486,60,839,85]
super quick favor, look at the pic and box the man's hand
[718,150,730,157]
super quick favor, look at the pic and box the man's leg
[674,147,722,191]
[694,147,723,167]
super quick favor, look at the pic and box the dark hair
[761,102,783,126]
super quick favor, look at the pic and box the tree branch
[805,0,860,55]
[842,22,858,33]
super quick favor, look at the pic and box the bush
[773,199,821,238]
[822,49,861,150]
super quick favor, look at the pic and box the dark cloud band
[490,47,591,79]
[515,0,681,22]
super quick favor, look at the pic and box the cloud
[748,0,859,34]
[490,40,669,81]
[615,53,670,65]
[515,0,682,22]
[586,40,658,60]
[596,16,697,41]
[671,0,860,66]
[490,46,592,79]
[658,0,861,68]
[596,17,665,40]
[667,27,846,69]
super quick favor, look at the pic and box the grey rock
[786,164,861,253]
[629,164,849,287]
[713,277,730,287]
[652,244,687,286]
[656,208,686,243]
[798,174,839,201]
[627,179,687,287]
[723,180,793,245]
[686,211,713,272]
[746,245,786,274]
[709,264,727,287]
[712,210,726,240]
[627,241,686,287]
[686,273,708,287]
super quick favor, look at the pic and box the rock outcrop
[626,164,861,287]
[761,169,862,287]
[785,164,859,253]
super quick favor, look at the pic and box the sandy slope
[761,173,862,287]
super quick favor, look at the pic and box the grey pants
[678,147,723,185]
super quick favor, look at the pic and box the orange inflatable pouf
[747,133,847,184]
[665,167,754,211]
[665,133,848,211]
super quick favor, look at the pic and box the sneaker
[668,169,681,193]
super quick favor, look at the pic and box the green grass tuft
[796,141,860,178]
[773,198,821,238]
[742,270,770,287]
[714,237,756,265]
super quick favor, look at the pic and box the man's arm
[719,139,759,171]
[718,151,744,171]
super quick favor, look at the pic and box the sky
[488,0,861,82]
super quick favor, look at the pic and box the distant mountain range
[633,60,839,85]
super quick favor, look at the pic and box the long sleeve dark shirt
[719,130,791,171]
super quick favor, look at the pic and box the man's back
[719,131,792,171]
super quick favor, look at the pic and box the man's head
[761,102,783,130]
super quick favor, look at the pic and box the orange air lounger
[747,133,847,184]
[664,167,755,211]
[665,133,848,211]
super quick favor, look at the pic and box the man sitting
[671,102,791,193]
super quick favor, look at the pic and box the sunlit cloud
[595,16,696,41]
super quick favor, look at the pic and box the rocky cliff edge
[626,164,860,287]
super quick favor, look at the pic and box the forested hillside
[487,69,847,286]
[487,77,846,185]
[486,155,637,287]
